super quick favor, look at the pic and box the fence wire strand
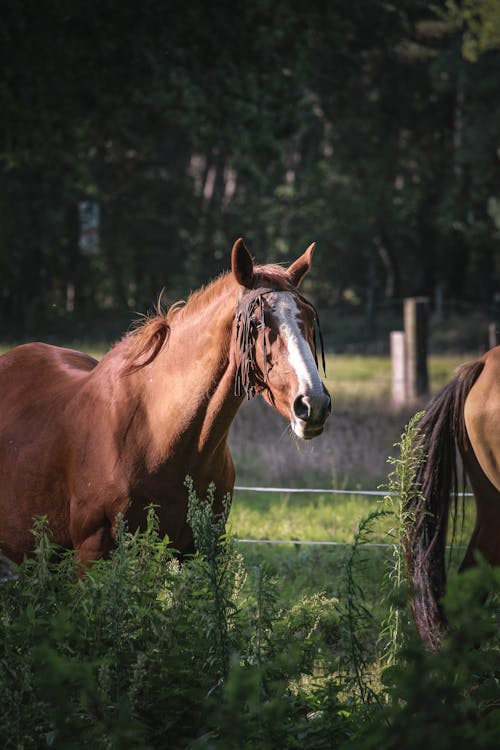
[232,485,470,549]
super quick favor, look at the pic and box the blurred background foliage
[0,0,499,346]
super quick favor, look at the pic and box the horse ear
[287,242,315,287]
[231,237,255,289]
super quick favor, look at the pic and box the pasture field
[228,350,474,545]
[324,352,468,401]
[229,351,470,487]
[227,348,480,675]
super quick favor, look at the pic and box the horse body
[0,239,330,565]
[463,347,500,568]
[0,343,99,560]
[406,345,500,647]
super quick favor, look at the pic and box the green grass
[323,352,470,403]
[228,487,476,621]
[230,490,388,543]
[230,490,476,545]
[230,354,474,560]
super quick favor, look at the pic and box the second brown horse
[406,346,500,647]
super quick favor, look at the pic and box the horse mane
[122,311,172,375]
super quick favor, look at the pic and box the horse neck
[130,276,243,461]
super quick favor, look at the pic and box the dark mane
[405,358,485,646]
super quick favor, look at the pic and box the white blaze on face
[270,292,325,436]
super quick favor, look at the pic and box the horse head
[232,238,331,440]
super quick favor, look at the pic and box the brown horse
[0,238,330,566]
[405,346,500,647]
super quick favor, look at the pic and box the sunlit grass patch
[324,353,473,404]
[230,490,388,544]
[229,488,476,550]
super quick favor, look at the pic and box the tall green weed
[1,426,499,750]
[0,487,346,749]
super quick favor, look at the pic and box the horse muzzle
[291,387,331,440]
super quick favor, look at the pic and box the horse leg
[459,453,500,572]
[75,522,114,568]
[70,493,135,567]
[458,488,500,574]
[459,522,480,573]
[460,521,500,572]
[70,503,114,568]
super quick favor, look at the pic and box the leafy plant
[336,510,387,704]
[347,561,500,750]
[1,457,499,749]
[379,411,424,667]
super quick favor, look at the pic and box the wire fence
[235,485,400,497]
[0,485,471,580]
[235,538,391,548]
[232,484,472,549]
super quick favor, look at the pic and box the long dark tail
[405,359,485,648]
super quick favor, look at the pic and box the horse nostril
[293,394,311,421]
[326,393,332,414]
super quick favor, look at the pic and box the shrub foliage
[1,426,500,748]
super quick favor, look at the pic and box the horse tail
[405,358,485,648]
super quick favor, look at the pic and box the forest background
[1,0,499,352]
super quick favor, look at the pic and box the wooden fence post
[404,297,429,401]
[390,331,407,406]
[488,322,498,350]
